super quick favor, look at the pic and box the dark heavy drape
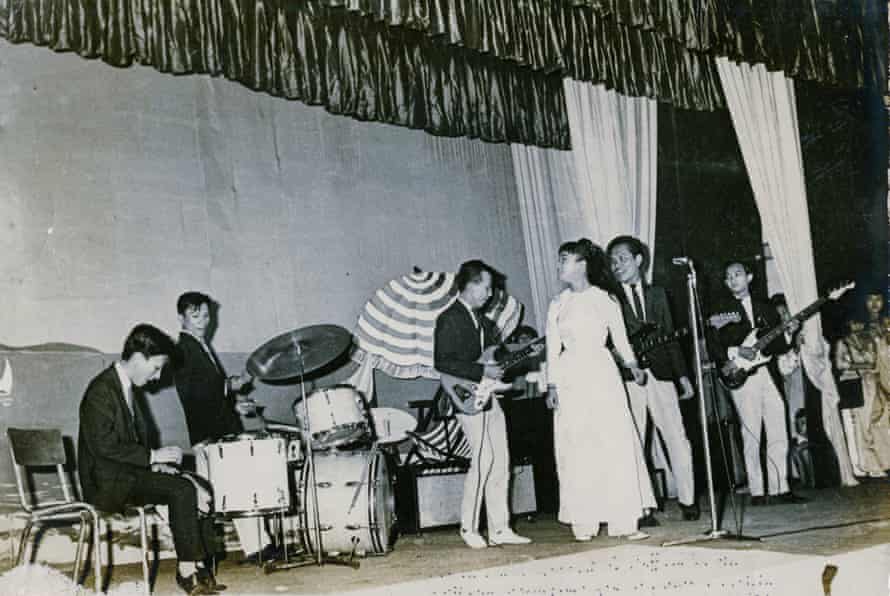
[0,0,570,148]
[0,0,873,147]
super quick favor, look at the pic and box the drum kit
[200,324,411,572]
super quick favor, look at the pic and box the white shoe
[488,529,532,546]
[460,530,488,549]
[573,534,593,542]
[624,531,649,541]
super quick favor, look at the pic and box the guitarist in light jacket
[434,260,531,549]
[607,236,699,523]
[710,260,805,506]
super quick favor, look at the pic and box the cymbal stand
[662,259,759,547]
[264,340,361,572]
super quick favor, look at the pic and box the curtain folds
[561,79,657,254]
[511,79,657,326]
[0,1,570,148]
[716,57,858,487]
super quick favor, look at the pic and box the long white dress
[546,286,656,536]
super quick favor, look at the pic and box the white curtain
[716,57,858,487]
[561,79,658,265]
[511,80,659,328]
[510,144,572,329]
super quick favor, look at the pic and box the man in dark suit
[607,236,699,522]
[709,261,805,506]
[78,324,222,595]
[434,260,531,549]
[173,291,273,563]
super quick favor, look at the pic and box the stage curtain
[716,57,858,487]
[561,79,657,257]
[0,0,569,149]
[510,144,573,329]
[510,79,657,328]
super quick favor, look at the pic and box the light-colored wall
[0,40,533,354]
[0,40,533,488]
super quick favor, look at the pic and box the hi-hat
[247,325,352,381]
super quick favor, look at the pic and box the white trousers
[455,403,510,534]
[730,367,789,497]
[626,377,696,506]
[194,444,272,556]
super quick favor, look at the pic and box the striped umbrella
[352,269,523,379]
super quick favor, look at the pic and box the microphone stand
[662,259,759,546]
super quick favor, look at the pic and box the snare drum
[299,449,395,556]
[295,385,370,449]
[203,433,290,515]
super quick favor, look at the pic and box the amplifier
[398,463,537,533]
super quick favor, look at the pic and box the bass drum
[299,449,395,556]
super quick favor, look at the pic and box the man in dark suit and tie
[173,291,273,563]
[78,324,221,594]
[434,260,531,549]
[709,261,805,506]
[607,236,699,522]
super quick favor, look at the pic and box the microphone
[672,257,692,266]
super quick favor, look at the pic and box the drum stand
[264,343,361,573]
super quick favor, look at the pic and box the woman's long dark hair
[559,238,621,296]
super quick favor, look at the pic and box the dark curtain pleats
[0,0,869,148]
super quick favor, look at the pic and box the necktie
[631,284,645,322]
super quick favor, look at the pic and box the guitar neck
[753,296,827,351]
[499,339,544,371]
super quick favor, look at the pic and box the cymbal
[247,325,352,381]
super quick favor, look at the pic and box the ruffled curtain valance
[0,0,871,148]
[0,0,570,148]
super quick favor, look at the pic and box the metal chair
[7,428,153,595]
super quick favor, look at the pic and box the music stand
[662,260,760,547]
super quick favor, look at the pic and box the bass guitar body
[720,330,771,390]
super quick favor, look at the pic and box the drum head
[369,407,417,445]
[370,452,396,553]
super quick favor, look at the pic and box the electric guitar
[719,282,855,390]
[613,326,690,381]
[440,337,546,416]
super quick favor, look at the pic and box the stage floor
[6,481,890,595]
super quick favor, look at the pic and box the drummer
[173,291,278,564]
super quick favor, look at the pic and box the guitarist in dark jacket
[78,324,220,594]
[434,260,530,549]
[607,236,699,523]
[708,261,805,506]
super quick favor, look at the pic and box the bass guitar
[718,282,854,389]
[440,337,546,415]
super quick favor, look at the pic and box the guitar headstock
[828,281,855,301]
[708,312,742,329]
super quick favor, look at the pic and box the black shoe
[774,492,808,505]
[175,571,216,595]
[240,543,281,565]
[638,512,660,528]
[197,566,227,591]
[750,496,768,506]
[680,502,700,521]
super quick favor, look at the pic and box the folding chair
[7,428,153,595]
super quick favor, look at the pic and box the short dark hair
[509,325,538,342]
[121,324,176,361]
[769,293,788,309]
[177,291,213,315]
[455,260,493,292]
[606,235,651,274]
[723,260,753,276]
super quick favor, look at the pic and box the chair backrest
[7,427,74,511]
[8,428,67,466]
